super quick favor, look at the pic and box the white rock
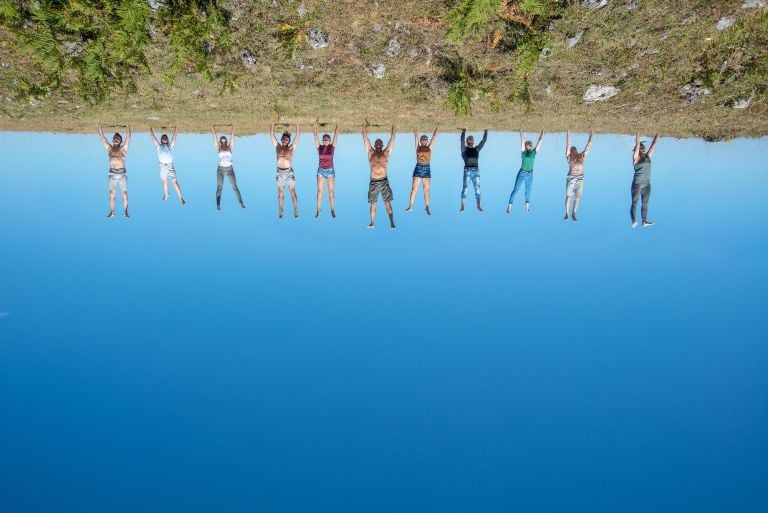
[538,47,551,60]
[567,31,584,48]
[733,98,751,109]
[297,2,308,16]
[716,17,736,31]
[582,0,608,8]
[742,0,766,8]
[307,28,329,49]
[680,82,711,102]
[241,49,255,67]
[386,38,401,57]
[147,115,160,121]
[583,84,620,102]
[28,99,40,107]
[626,0,640,9]
[369,64,385,79]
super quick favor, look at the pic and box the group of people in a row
[98,124,660,229]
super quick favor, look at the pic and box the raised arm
[212,126,219,150]
[647,133,659,158]
[149,127,159,146]
[171,126,178,147]
[229,124,235,151]
[565,130,571,159]
[413,128,419,150]
[362,125,372,153]
[460,129,466,152]
[519,129,525,151]
[633,132,641,164]
[291,123,300,150]
[385,125,396,153]
[98,124,110,150]
[583,130,593,158]
[535,130,544,152]
[314,126,320,149]
[270,123,278,148]
[332,124,339,147]
[429,127,438,149]
[122,125,131,152]
[476,129,488,151]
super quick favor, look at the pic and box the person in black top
[460,129,488,212]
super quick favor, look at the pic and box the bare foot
[106,210,115,218]
[642,220,655,227]
[425,206,431,216]
[507,204,512,215]
[331,210,336,219]
[524,203,530,212]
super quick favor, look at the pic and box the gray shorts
[108,169,127,193]
[368,177,393,203]
[566,174,584,197]
[159,162,177,181]
[276,167,295,187]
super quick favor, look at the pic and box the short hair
[322,133,331,139]
[113,133,122,141]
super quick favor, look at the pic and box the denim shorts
[566,174,584,196]
[159,163,177,181]
[317,167,335,179]
[108,168,127,192]
[413,163,431,179]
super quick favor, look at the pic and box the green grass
[0,0,766,138]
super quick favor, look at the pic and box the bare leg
[172,179,185,205]
[328,177,336,218]
[290,184,299,218]
[122,190,129,217]
[368,202,376,228]
[278,185,285,218]
[423,178,431,215]
[162,179,169,201]
[385,200,395,229]
[406,177,420,211]
[108,191,116,217]
[316,176,325,217]
[572,194,581,221]
[564,195,571,219]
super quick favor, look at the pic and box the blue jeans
[461,167,480,200]
[509,169,533,204]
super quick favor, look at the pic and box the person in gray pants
[212,125,245,210]
[631,132,659,228]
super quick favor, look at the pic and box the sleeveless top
[633,156,651,183]
[416,145,431,164]
[218,149,232,167]
[318,145,334,168]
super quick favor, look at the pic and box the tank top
[417,145,431,164]
[633,156,651,183]
[218,149,232,167]
[318,145,334,168]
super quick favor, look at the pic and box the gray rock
[407,48,419,58]
[147,0,166,11]
[297,2,308,16]
[28,99,40,108]
[369,64,386,79]
[680,81,711,102]
[62,41,81,57]
[147,115,160,121]
[57,99,69,104]
[582,0,608,8]
[742,0,766,8]
[583,84,620,102]
[308,28,329,49]
[538,47,551,60]
[733,98,751,109]
[427,79,449,95]
[203,42,214,55]
[716,17,736,31]
[626,0,640,9]
[641,47,660,56]
[386,38,401,57]
[544,84,553,95]
[299,62,314,70]
[372,24,382,33]
[241,49,255,67]
[567,31,584,48]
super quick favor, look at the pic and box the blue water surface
[0,130,766,513]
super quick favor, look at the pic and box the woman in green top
[507,129,544,214]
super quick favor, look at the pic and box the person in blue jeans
[460,128,488,212]
[507,129,544,214]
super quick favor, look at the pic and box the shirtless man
[270,123,301,218]
[98,123,131,218]
[363,125,396,229]
[563,130,593,221]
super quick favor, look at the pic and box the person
[98,124,131,218]
[270,123,301,218]
[507,129,544,214]
[460,128,488,212]
[631,132,659,228]
[363,125,396,229]
[212,125,245,210]
[563,130,593,221]
[314,124,339,218]
[406,127,438,215]
[150,126,186,205]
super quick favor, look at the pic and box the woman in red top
[314,124,339,218]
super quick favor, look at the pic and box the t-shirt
[633,156,652,183]
[218,150,233,167]
[521,149,537,171]
[157,142,174,164]
[318,145,334,168]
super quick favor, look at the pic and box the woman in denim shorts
[406,127,438,215]
[314,124,339,218]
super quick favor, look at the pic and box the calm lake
[1,131,766,512]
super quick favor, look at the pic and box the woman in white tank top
[212,125,244,210]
